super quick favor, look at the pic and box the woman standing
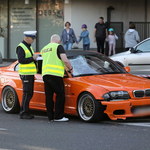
[61,22,78,50]
[124,23,140,51]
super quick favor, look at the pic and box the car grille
[145,89,150,97]
[133,89,150,98]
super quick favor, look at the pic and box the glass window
[9,0,36,59]
[38,0,64,50]
[136,39,150,52]
[69,54,126,77]
[0,0,8,59]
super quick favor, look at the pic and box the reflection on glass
[9,0,36,59]
[136,40,150,52]
[70,54,125,77]
[38,0,64,50]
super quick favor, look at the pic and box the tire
[1,86,20,113]
[77,93,105,122]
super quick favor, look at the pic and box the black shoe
[20,114,34,119]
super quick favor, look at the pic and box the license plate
[133,106,150,114]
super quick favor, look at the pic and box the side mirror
[130,47,135,53]
[124,66,130,72]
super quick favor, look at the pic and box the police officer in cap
[16,31,38,119]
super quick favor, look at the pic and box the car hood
[80,73,150,91]
[110,50,130,58]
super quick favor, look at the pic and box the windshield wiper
[74,73,101,77]
[104,72,125,74]
[135,49,143,53]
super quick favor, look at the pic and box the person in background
[124,23,140,51]
[61,21,78,50]
[16,31,38,119]
[106,28,118,56]
[78,24,90,50]
[41,34,73,122]
[94,17,107,54]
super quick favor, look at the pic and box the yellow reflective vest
[18,43,37,75]
[41,43,65,77]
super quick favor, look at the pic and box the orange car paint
[1,61,150,120]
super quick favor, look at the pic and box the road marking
[0,149,12,150]
[0,128,7,131]
[119,122,150,127]
[103,121,150,127]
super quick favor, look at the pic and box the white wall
[64,0,108,48]
[64,0,149,49]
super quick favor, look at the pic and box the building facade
[0,0,150,59]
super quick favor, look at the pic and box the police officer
[16,31,38,119]
[41,34,73,122]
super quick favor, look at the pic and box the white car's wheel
[78,93,105,122]
[1,86,20,113]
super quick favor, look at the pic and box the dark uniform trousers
[43,75,65,120]
[20,75,34,115]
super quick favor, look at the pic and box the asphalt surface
[1,105,150,150]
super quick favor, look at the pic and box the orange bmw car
[1,50,150,122]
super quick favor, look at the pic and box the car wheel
[1,86,20,113]
[77,93,104,122]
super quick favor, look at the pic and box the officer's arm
[16,46,35,64]
[60,54,73,73]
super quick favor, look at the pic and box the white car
[110,37,150,77]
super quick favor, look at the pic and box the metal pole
[7,0,10,59]
[144,0,147,22]
[144,0,147,39]
[36,0,39,52]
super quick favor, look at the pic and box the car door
[127,39,150,75]
[33,73,46,110]
[14,62,46,110]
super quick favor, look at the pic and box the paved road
[1,105,150,150]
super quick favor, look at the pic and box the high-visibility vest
[18,43,37,75]
[41,43,65,77]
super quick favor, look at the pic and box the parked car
[110,37,150,77]
[1,50,150,122]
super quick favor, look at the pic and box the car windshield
[15,53,126,76]
[69,54,126,77]
[135,39,150,52]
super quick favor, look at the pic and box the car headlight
[102,91,130,101]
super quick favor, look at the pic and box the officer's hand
[33,54,38,60]
[68,67,73,74]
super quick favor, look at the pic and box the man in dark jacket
[94,17,107,54]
